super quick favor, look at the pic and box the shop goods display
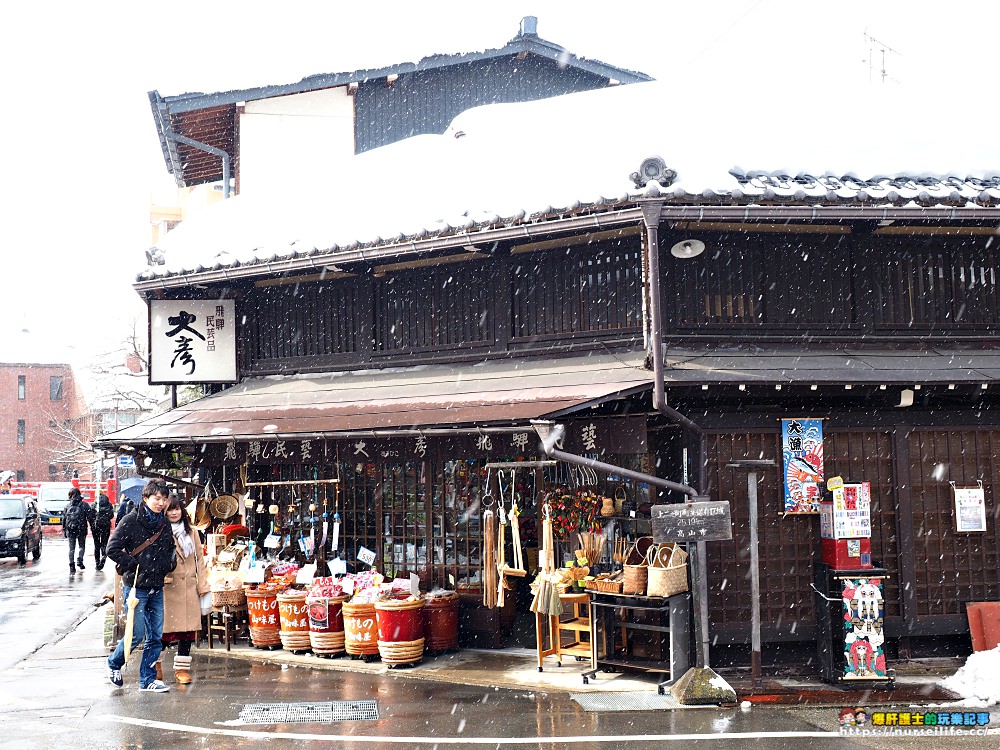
[645,543,689,598]
[245,585,283,648]
[306,576,348,655]
[209,570,246,608]
[343,601,380,657]
[622,536,653,595]
[585,572,624,593]
[277,590,311,652]
[423,590,459,652]
[375,595,426,666]
[307,594,349,656]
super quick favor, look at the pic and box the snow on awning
[661,346,1000,385]
[93,353,652,448]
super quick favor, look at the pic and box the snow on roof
[143,81,1000,282]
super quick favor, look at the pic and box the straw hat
[210,494,239,520]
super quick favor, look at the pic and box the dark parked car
[0,495,43,564]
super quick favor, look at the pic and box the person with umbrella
[105,481,176,693]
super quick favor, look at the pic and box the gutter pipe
[530,420,700,497]
[133,203,1000,293]
[164,130,231,199]
[639,199,727,697]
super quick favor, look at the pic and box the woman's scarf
[171,521,196,559]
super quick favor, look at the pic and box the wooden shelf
[536,592,592,670]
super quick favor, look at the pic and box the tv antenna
[863,31,902,85]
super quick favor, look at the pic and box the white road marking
[99,714,838,743]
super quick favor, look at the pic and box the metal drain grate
[239,700,379,724]
[571,693,683,712]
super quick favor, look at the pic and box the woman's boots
[155,660,163,681]
[174,654,192,684]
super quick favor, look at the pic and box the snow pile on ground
[939,646,1000,706]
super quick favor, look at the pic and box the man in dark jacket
[91,493,114,570]
[105,481,176,693]
[63,488,95,574]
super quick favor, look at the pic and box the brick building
[0,362,86,482]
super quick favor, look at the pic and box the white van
[37,482,76,525]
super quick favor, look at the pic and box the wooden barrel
[245,589,281,648]
[307,595,348,656]
[375,598,425,666]
[277,590,311,652]
[342,601,379,657]
[423,591,459,652]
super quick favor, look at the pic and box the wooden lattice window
[870,239,1000,328]
[244,280,359,363]
[511,240,643,339]
[904,429,1000,616]
[374,263,492,352]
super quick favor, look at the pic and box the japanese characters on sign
[820,482,872,539]
[651,501,733,542]
[781,418,824,514]
[952,484,987,533]
[198,416,648,466]
[149,299,237,384]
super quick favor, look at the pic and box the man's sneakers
[141,680,170,693]
[108,667,124,687]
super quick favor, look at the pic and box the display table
[535,592,591,671]
[583,590,691,693]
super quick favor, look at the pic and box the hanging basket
[646,543,689,598]
[622,536,653,595]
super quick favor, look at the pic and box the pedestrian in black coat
[91,493,114,570]
[63,488,95,574]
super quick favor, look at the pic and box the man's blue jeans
[107,586,164,688]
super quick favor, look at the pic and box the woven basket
[585,577,623,594]
[646,543,689,598]
[211,588,247,608]
[622,536,653,595]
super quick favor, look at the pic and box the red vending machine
[819,480,872,569]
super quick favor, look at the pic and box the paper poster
[781,418,824,514]
[841,577,888,681]
[953,485,987,533]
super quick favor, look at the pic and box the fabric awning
[94,353,652,448]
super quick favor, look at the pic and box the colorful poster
[781,418,824,514]
[953,485,987,533]
[841,577,888,681]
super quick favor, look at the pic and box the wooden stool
[208,605,248,651]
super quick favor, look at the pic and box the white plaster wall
[238,88,355,196]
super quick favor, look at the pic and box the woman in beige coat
[160,494,209,684]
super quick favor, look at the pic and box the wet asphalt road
[1,532,997,748]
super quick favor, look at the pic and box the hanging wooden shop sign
[652,501,733,543]
[195,415,647,466]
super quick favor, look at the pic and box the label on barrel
[308,599,330,630]
[248,595,278,626]
[345,616,375,642]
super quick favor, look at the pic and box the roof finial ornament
[631,156,676,189]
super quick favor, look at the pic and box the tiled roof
[140,82,1000,286]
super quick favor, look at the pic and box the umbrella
[122,566,140,665]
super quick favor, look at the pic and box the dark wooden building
[109,77,1000,668]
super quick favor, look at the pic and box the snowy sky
[3,0,999,366]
